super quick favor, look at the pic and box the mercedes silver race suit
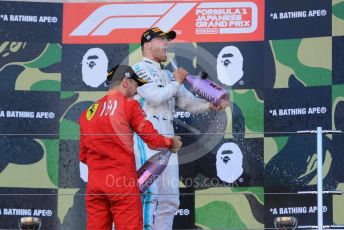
[133,57,210,230]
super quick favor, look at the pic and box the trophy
[274,216,298,230]
[18,217,42,230]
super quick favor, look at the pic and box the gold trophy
[18,217,42,230]
[274,216,298,230]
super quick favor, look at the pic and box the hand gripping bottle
[169,56,228,105]
[137,150,172,193]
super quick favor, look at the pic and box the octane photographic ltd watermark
[105,173,240,189]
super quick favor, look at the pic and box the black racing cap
[141,27,176,47]
[105,65,147,87]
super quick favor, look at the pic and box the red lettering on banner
[62,0,264,44]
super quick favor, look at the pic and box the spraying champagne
[167,53,229,105]
[137,150,172,193]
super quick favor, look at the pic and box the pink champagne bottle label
[138,169,152,185]
[186,75,228,104]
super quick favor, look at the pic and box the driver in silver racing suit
[133,27,228,230]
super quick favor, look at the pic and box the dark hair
[105,64,145,88]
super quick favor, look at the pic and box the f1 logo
[70,3,196,36]
[63,1,263,43]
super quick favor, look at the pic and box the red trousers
[86,171,142,230]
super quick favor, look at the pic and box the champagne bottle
[137,150,172,193]
[186,73,228,105]
[168,55,228,105]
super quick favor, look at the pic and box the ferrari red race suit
[79,90,173,230]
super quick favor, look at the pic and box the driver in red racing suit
[79,65,182,230]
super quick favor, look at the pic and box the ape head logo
[216,142,243,183]
[81,48,108,88]
[216,46,244,86]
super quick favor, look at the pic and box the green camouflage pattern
[195,187,264,229]
[333,0,344,36]
[270,37,332,88]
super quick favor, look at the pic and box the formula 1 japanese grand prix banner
[0,0,344,229]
